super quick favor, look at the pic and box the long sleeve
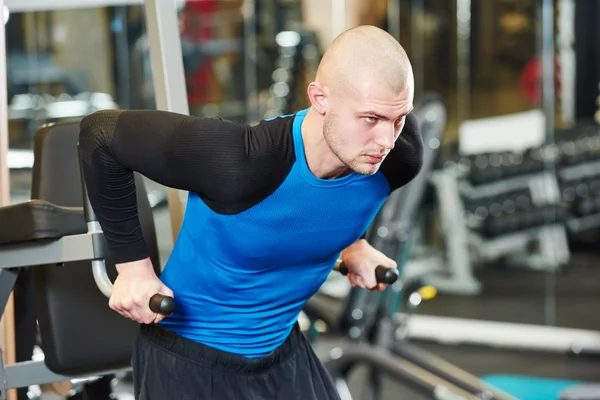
[78,109,295,263]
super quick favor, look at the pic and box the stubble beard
[323,116,379,176]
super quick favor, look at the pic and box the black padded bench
[0,121,162,398]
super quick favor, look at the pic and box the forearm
[79,110,150,263]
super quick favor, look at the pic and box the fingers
[347,272,381,290]
[347,272,359,287]
[347,272,391,291]
[379,255,398,269]
[109,281,173,324]
[110,293,156,324]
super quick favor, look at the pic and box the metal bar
[0,3,17,398]
[541,0,555,145]
[243,0,258,124]
[393,342,518,400]
[458,172,543,200]
[5,0,143,11]
[0,270,18,315]
[4,360,130,389]
[559,159,600,181]
[331,0,346,39]
[363,368,382,400]
[144,0,189,115]
[323,343,481,400]
[411,0,424,95]
[404,314,600,353]
[456,0,471,123]
[540,0,557,327]
[387,0,400,41]
[0,348,6,400]
[143,0,189,244]
[0,0,8,208]
[0,233,105,269]
[556,0,575,126]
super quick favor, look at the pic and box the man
[79,25,423,399]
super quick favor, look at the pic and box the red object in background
[180,0,217,106]
[519,55,562,104]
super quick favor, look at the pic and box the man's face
[323,79,413,175]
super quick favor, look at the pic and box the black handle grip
[374,266,399,284]
[336,262,399,284]
[149,294,175,315]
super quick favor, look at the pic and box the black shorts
[132,323,341,400]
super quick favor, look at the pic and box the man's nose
[374,123,396,149]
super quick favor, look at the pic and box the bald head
[315,25,413,99]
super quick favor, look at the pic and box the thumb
[378,254,398,270]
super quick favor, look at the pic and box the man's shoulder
[193,112,299,214]
[243,113,297,157]
[257,111,300,133]
[379,113,424,191]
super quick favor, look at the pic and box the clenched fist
[340,239,397,291]
[110,258,174,324]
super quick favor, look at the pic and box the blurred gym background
[3,0,600,399]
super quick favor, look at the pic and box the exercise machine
[0,121,173,399]
[304,94,518,400]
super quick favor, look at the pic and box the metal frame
[5,0,143,11]
[4,0,191,244]
[2,1,17,397]
[403,314,600,355]
[0,1,187,397]
[0,203,117,400]
[2,359,123,391]
[143,0,189,243]
[0,232,105,270]
[322,343,485,400]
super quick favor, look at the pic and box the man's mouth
[364,154,384,163]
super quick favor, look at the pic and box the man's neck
[301,108,351,180]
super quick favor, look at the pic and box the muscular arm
[79,110,294,264]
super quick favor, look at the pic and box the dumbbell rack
[409,153,571,296]
[556,128,600,235]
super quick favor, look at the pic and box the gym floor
[417,252,600,330]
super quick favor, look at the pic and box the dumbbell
[501,152,524,178]
[560,140,588,166]
[469,154,504,185]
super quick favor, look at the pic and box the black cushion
[0,200,85,245]
[26,121,161,375]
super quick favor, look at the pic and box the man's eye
[364,117,377,124]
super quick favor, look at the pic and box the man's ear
[307,82,327,115]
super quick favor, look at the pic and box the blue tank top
[158,109,391,357]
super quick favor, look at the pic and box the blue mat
[482,374,586,400]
